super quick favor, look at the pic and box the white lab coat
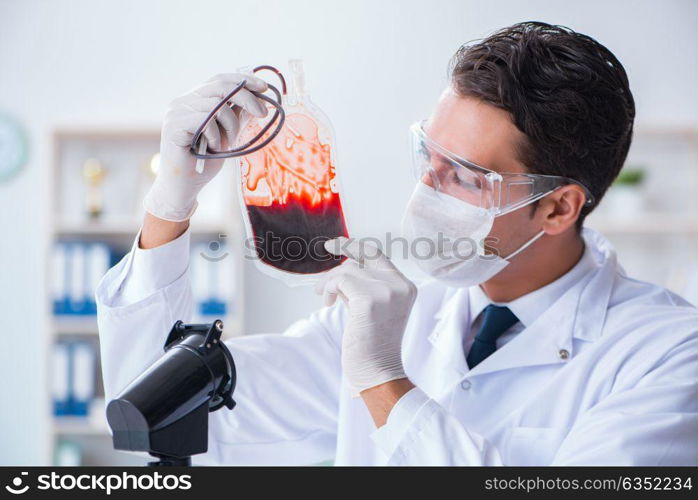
[96,228,698,465]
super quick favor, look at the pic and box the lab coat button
[460,380,472,390]
[559,349,570,360]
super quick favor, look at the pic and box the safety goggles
[410,121,594,215]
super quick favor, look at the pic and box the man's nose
[420,171,437,189]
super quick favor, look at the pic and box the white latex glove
[143,73,269,222]
[315,237,418,393]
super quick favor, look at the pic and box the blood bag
[235,60,349,285]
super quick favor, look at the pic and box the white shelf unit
[587,214,698,234]
[585,126,698,298]
[45,128,246,465]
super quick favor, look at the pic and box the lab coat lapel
[420,288,470,397]
[465,241,615,378]
[419,227,616,390]
[423,282,579,385]
[465,288,580,378]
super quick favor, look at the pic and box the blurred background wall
[0,0,696,465]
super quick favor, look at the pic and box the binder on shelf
[72,341,95,416]
[52,242,111,316]
[52,342,70,416]
[68,244,86,314]
[52,340,96,417]
[87,243,110,313]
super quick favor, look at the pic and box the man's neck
[480,230,585,303]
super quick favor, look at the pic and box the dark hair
[449,21,635,227]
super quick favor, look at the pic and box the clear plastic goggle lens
[411,130,489,208]
[409,121,596,215]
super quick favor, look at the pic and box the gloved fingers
[165,112,206,147]
[324,237,361,262]
[192,79,268,118]
[227,87,268,119]
[323,271,370,307]
[202,73,269,93]
[324,237,394,272]
[201,120,222,152]
[236,107,254,131]
[213,104,240,148]
[314,259,358,294]
[321,274,343,306]
[315,271,343,307]
[165,108,218,138]
[171,94,227,112]
[314,260,362,305]
[331,272,370,304]
[167,98,239,150]
[166,108,209,132]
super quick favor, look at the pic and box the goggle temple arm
[495,177,595,217]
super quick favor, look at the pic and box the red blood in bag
[247,193,348,273]
[239,112,349,275]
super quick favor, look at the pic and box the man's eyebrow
[429,150,453,165]
[432,152,447,163]
[434,150,473,171]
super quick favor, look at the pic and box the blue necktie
[466,304,519,369]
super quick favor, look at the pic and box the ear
[538,185,588,235]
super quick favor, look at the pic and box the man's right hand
[142,73,269,226]
[140,73,269,249]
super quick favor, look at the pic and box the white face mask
[401,182,545,287]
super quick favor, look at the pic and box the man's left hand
[316,237,418,395]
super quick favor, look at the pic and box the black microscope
[106,320,237,466]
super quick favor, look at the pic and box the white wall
[1,0,696,464]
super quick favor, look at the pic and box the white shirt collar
[468,240,597,328]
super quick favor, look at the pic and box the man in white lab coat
[97,22,698,465]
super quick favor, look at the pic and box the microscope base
[148,455,192,467]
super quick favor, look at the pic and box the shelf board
[55,219,231,237]
[53,317,98,335]
[54,128,160,140]
[53,316,243,337]
[54,416,110,436]
[55,220,139,237]
[586,215,698,234]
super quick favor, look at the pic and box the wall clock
[0,113,27,182]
